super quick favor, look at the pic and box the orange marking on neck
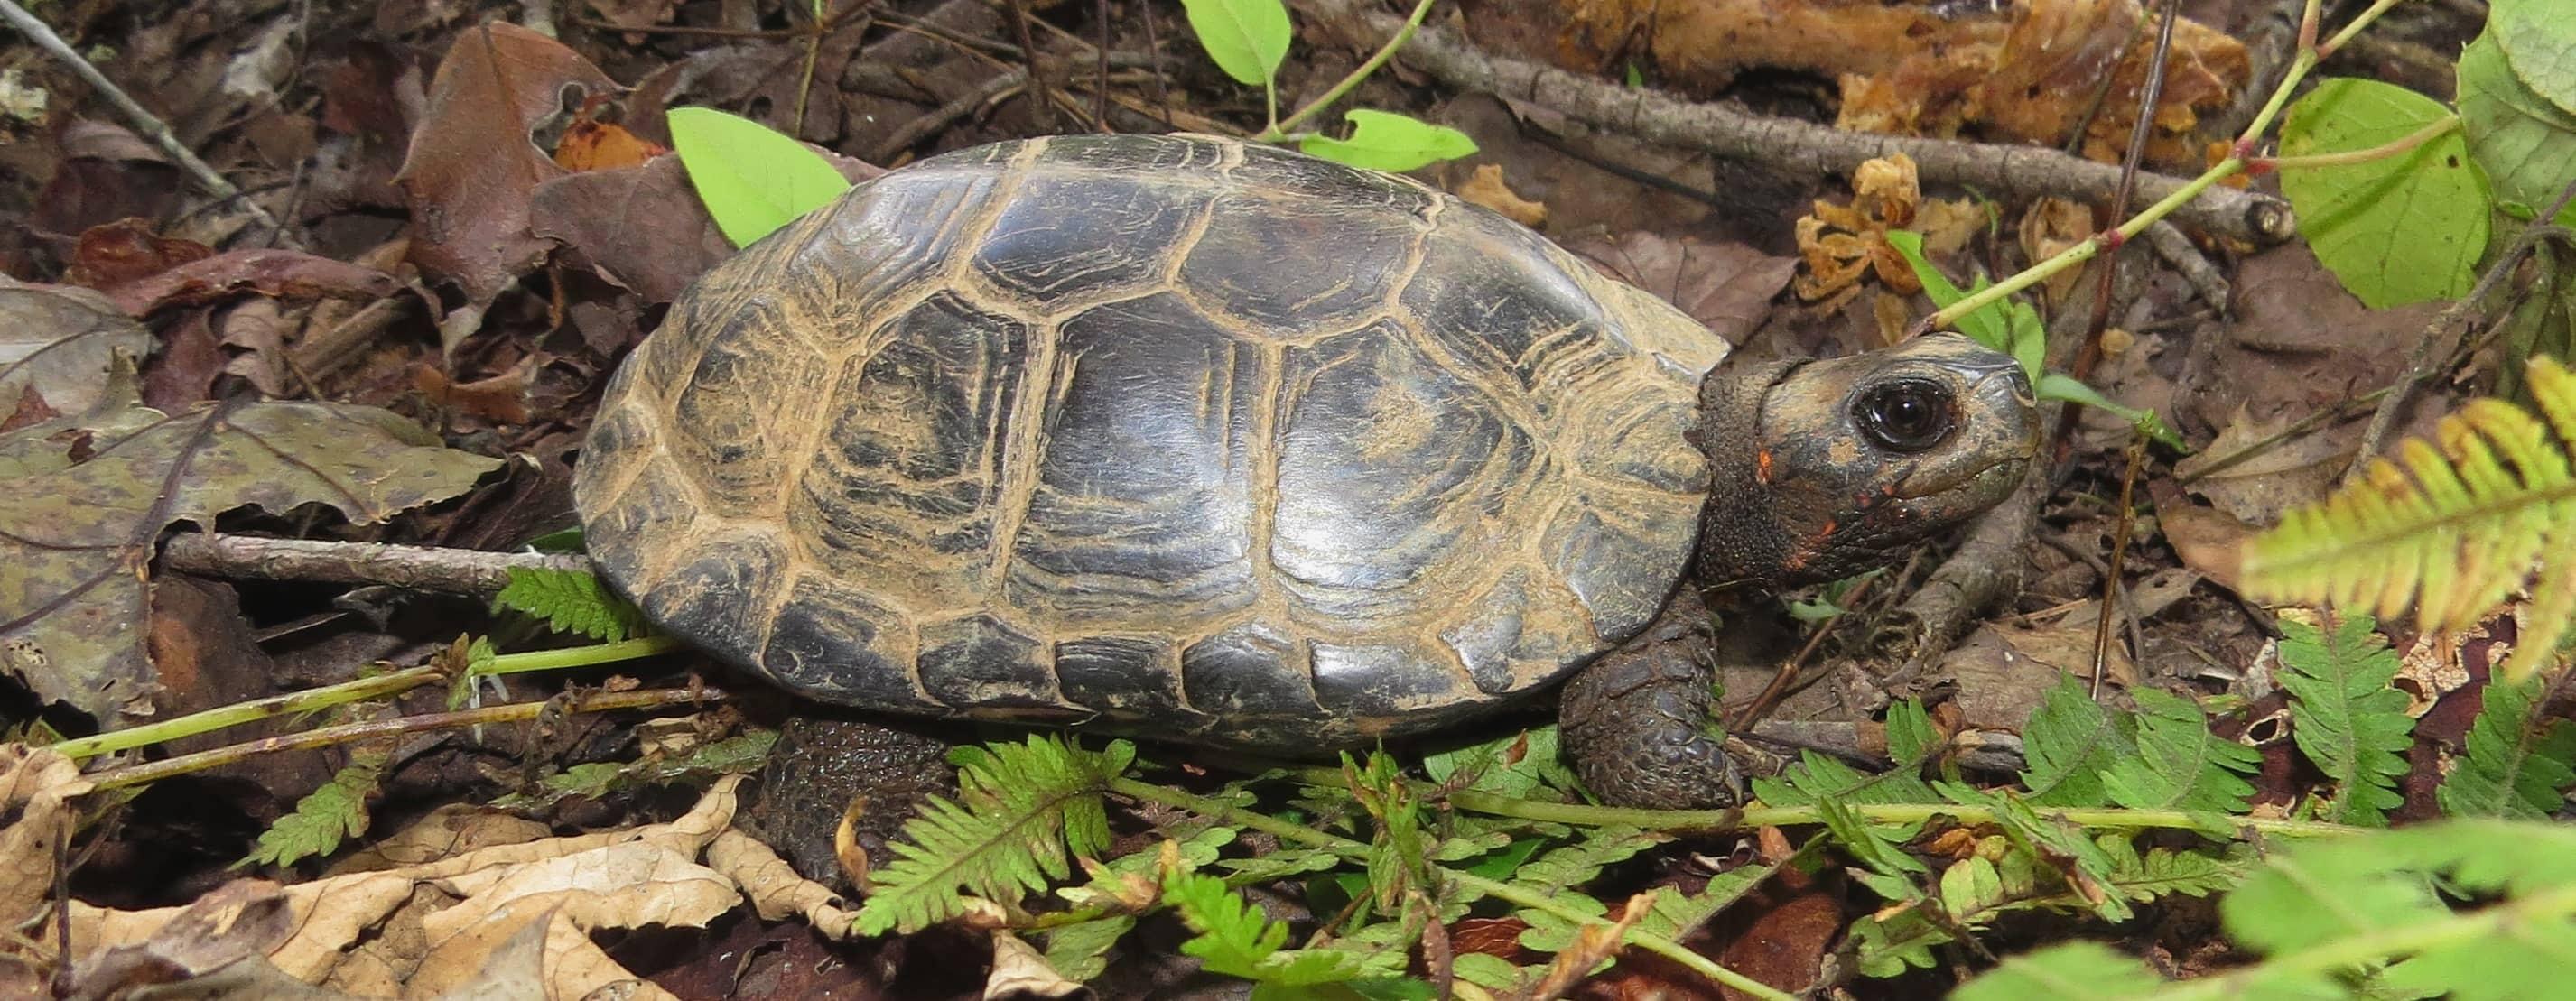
[1755,449,1774,483]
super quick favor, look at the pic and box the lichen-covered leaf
[0,286,153,419]
[0,400,499,723]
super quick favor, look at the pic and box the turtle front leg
[1558,586,1744,810]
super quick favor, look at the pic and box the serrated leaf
[2277,79,2488,309]
[1751,749,1939,808]
[489,730,777,811]
[2101,688,2260,812]
[1164,869,1402,987]
[1422,726,1579,800]
[2439,675,2576,820]
[2274,615,2413,826]
[1953,941,2166,999]
[2460,31,2576,218]
[1298,111,1479,173]
[666,107,852,247]
[1942,785,2133,922]
[2494,0,2576,117]
[0,401,500,724]
[856,736,1133,934]
[1847,909,1946,978]
[243,757,384,867]
[1179,0,1289,88]
[2018,677,2131,808]
[1041,916,1135,983]
[494,566,649,642]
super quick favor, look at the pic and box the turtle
[572,133,2039,809]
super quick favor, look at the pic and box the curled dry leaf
[396,23,618,308]
[61,879,302,996]
[0,285,154,415]
[0,384,499,724]
[104,249,401,319]
[1455,162,1548,227]
[705,829,862,933]
[986,930,1087,999]
[53,776,751,999]
[1568,230,1794,345]
[0,745,93,931]
[1792,153,1976,305]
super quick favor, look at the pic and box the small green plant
[1180,0,1476,171]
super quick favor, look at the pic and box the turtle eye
[1854,378,1958,453]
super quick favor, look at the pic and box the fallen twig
[160,533,582,593]
[1291,0,2293,246]
[0,0,294,245]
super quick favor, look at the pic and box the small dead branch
[160,533,581,593]
[0,0,294,246]
[1293,0,2292,246]
[1870,461,2043,677]
[2144,220,2232,310]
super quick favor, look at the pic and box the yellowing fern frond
[2242,356,2576,680]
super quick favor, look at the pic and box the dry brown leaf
[217,300,294,397]
[985,930,1085,999]
[412,358,534,425]
[2017,197,2094,305]
[1790,153,1973,304]
[63,218,216,290]
[103,249,399,319]
[0,745,93,929]
[2172,406,2350,526]
[328,804,552,875]
[1568,230,1793,345]
[706,829,860,932]
[396,23,618,310]
[1455,162,1547,227]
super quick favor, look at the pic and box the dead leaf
[218,300,294,397]
[2017,197,2094,306]
[1936,619,2130,735]
[0,393,498,724]
[143,309,227,410]
[1568,231,1793,345]
[0,745,93,929]
[553,96,667,171]
[414,359,534,425]
[0,285,155,415]
[705,829,861,933]
[986,930,1085,999]
[330,804,553,876]
[2173,406,2350,526]
[1455,162,1547,227]
[63,218,216,290]
[2154,491,2252,595]
[585,0,682,33]
[105,249,399,319]
[528,149,878,305]
[396,23,618,310]
[62,879,301,996]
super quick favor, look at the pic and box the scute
[574,134,1728,751]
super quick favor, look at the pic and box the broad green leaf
[2034,373,2181,448]
[1299,110,1479,173]
[2460,31,2576,218]
[2277,79,2488,309]
[1180,0,1290,88]
[2494,0,2576,117]
[666,107,851,247]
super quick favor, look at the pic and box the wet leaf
[2460,31,2576,218]
[1181,0,1290,88]
[2277,79,2488,309]
[0,286,153,416]
[0,399,499,723]
[1299,110,1479,172]
[666,107,854,247]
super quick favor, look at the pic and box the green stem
[52,635,683,761]
[1106,776,1789,998]
[1444,789,2364,839]
[1257,0,1439,141]
[2264,115,2457,171]
[1926,0,2404,333]
[86,687,721,791]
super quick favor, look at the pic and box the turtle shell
[572,134,1731,750]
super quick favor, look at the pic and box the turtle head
[1689,333,2038,590]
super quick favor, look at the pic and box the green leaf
[2493,0,2576,117]
[2439,675,2576,820]
[2274,615,2413,826]
[2460,31,2576,218]
[2276,79,2488,308]
[1042,916,1135,983]
[1422,727,1580,800]
[242,756,385,867]
[2034,373,2182,448]
[2101,688,2260,812]
[488,730,778,811]
[493,566,649,642]
[1953,941,2166,1000]
[666,107,851,247]
[1298,110,1479,173]
[1164,870,1403,987]
[1179,0,1290,88]
[1751,701,1941,808]
[856,736,1133,934]
[1884,229,2040,380]
[2018,676,2132,808]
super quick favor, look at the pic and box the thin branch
[0,0,293,244]
[160,533,584,592]
[1288,0,2292,246]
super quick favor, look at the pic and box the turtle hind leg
[1558,587,1744,810]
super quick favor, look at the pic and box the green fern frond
[854,736,1134,935]
[2244,355,2576,680]
[2275,615,2413,826]
[1162,870,1404,987]
[1752,700,1943,807]
[2439,675,2576,820]
[2018,677,2134,808]
[2101,688,2261,813]
[494,566,649,642]
[242,755,385,867]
